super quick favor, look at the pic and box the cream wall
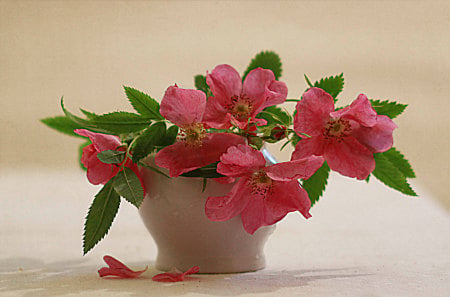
[1,1,449,209]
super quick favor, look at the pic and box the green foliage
[158,125,179,148]
[194,75,210,95]
[78,140,91,171]
[40,116,85,138]
[181,162,224,178]
[132,121,167,163]
[123,86,164,120]
[304,74,313,88]
[83,180,121,255]
[88,112,152,134]
[258,106,292,127]
[372,150,417,196]
[313,73,344,101]
[243,51,282,80]
[97,150,126,164]
[382,147,415,178]
[370,99,407,119]
[302,162,330,206]
[62,98,152,134]
[113,168,144,208]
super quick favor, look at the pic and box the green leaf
[80,109,98,119]
[202,178,207,192]
[61,98,109,133]
[97,150,126,164]
[257,106,292,127]
[139,162,171,179]
[181,162,224,178]
[41,116,85,137]
[90,112,152,134]
[304,74,313,88]
[113,168,144,207]
[370,99,407,119]
[78,140,91,171]
[381,147,415,178]
[194,75,210,95]
[83,180,121,255]
[372,153,417,196]
[313,73,344,101]
[302,162,330,206]
[132,121,167,163]
[123,86,164,120]
[157,125,178,148]
[243,50,282,80]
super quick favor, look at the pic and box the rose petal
[330,94,377,127]
[205,177,252,221]
[324,136,375,180]
[155,133,245,177]
[217,144,266,177]
[242,67,280,114]
[160,86,206,126]
[98,255,147,278]
[206,64,242,105]
[74,129,121,152]
[202,98,233,129]
[291,136,326,160]
[294,88,334,137]
[265,156,324,181]
[352,115,397,153]
[152,266,200,282]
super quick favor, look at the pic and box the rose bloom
[292,87,397,180]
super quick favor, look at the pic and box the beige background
[1,0,449,209]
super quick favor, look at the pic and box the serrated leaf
[257,106,292,127]
[90,112,152,134]
[181,162,224,178]
[132,122,167,163]
[97,150,126,164]
[372,153,417,196]
[83,180,121,254]
[80,109,98,119]
[61,98,110,133]
[157,125,178,148]
[243,50,282,80]
[302,162,330,206]
[314,73,344,101]
[381,147,415,178]
[370,99,407,119]
[113,168,144,208]
[194,75,210,95]
[304,74,313,88]
[123,86,164,120]
[78,140,91,171]
[41,116,85,137]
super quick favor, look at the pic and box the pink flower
[293,87,397,180]
[155,86,245,177]
[75,129,122,185]
[152,266,200,282]
[75,129,143,187]
[98,255,147,278]
[202,64,288,129]
[205,145,323,234]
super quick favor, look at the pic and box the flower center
[228,94,253,121]
[324,118,352,141]
[177,122,206,147]
[249,170,273,197]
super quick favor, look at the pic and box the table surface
[1,168,449,297]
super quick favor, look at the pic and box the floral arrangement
[42,51,417,255]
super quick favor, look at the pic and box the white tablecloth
[1,168,449,296]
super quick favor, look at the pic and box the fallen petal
[152,266,200,282]
[98,255,147,278]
